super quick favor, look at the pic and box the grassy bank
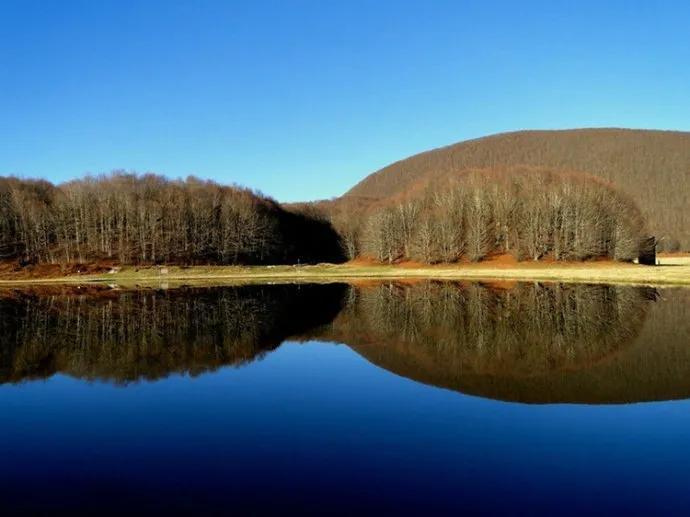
[0,256,688,288]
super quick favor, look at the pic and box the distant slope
[345,129,690,248]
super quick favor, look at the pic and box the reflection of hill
[0,284,347,384]
[2,281,689,405]
[317,283,690,404]
[325,282,654,375]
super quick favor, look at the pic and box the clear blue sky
[2,0,689,202]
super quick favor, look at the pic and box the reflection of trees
[2,281,689,405]
[0,284,347,384]
[320,282,690,404]
[329,282,655,377]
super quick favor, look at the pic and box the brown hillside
[345,129,690,249]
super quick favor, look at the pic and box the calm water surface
[1,282,690,515]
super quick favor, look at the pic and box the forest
[322,166,648,263]
[0,173,344,266]
[1,165,650,267]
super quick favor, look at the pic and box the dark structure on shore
[639,237,657,265]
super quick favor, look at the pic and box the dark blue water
[2,283,690,515]
[2,341,690,515]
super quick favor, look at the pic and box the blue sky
[1,0,689,201]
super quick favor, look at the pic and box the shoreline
[0,256,689,288]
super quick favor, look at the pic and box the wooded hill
[370,167,645,263]
[312,165,649,263]
[0,128,686,268]
[345,129,689,251]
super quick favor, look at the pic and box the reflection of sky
[2,341,690,514]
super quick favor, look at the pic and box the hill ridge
[345,128,689,248]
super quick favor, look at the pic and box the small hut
[638,236,656,266]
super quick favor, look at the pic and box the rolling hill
[344,129,690,249]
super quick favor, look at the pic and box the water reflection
[326,282,682,403]
[0,284,347,384]
[1,281,688,404]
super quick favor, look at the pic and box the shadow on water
[1,281,689,404]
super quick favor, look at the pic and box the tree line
[1,166,649,267]
[0,173,344,266]
[322,166,648,263]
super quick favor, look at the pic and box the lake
[2,281,690,515]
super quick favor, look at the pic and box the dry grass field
[0,255,688,288]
